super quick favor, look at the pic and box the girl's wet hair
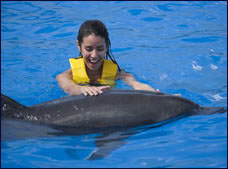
[77,20,121,71]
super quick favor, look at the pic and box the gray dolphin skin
[1,89,227,160]
[1,89,226,129]
[1,90,226,129]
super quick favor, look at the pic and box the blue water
[1,1,227,168]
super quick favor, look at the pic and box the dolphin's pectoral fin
[86,129,136,160]
[86,138,127,160]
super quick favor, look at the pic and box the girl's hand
[80,86,110,96]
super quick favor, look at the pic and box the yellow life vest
[69,58,117,85]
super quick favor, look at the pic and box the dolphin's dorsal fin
[1,94,26,116]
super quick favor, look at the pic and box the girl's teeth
[90,60,98,63]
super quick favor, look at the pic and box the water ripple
[182,36,220,43]
[141,17,163,22]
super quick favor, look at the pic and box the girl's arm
[116,71,159,92]
[56,69,110,96]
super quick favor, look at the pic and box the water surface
[1,1,227,168]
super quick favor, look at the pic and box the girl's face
[77,34,107,72]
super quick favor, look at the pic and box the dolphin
[1,89,226,160]
[1,89,226,129]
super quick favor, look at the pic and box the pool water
[1,1,227,168]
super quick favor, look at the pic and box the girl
[56,20,159,96]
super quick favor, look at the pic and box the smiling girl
[56,20,159,96]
